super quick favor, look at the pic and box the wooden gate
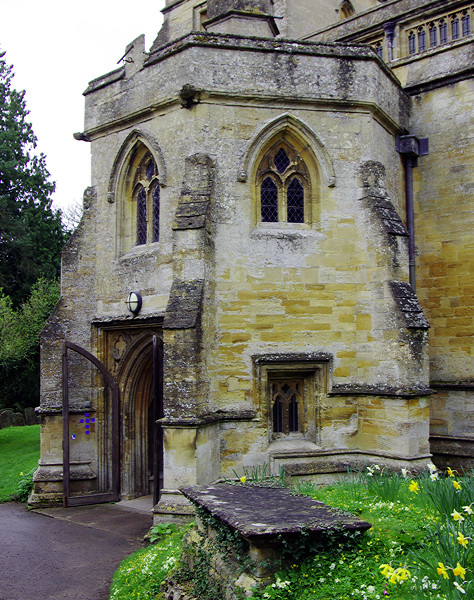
[62,341,120,507]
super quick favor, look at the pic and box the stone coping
[180,483,371,539]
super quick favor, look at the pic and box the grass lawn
[0,424,40,501]
[109,465,473,600]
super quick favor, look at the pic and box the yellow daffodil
[240,476,246,483]
[389,572,399,584]
[437,562,449,579]
[453,480,462,490]
[19,472,23,476]
[462,504,473,515]
[453,562,466,580]
[409,480,419,494]
[457,533,469,548]
[452,509,465,522]
[447,466,455,477]
[379,564,394,577]
[454,581,466,594]
[395,567,411,581]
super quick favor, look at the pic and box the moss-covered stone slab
[180,483,371,539]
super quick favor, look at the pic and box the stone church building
[30,0,473,518]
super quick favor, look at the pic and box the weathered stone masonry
[31,0,473,512]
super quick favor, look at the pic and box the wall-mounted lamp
[126,291,142,315]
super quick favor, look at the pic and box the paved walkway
[0,498,153,600]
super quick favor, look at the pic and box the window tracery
[407,6,472,55]
[118,143,161,254]
[256,142,311,225]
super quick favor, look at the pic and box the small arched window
[417,27,426,52]
[339,0,355,20]
[256,142,311,225]
[129,150,160,247]
[271,380,303,434]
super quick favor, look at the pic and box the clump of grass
[249,464,473,600]
[109,524,190,600]
[0,424,40,501]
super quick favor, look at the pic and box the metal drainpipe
[404,155,417,291]
[396,135,429,292]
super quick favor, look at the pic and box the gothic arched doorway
[116,332,163,502]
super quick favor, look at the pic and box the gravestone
[163,483,371,599]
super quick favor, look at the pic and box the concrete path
[0,499,153,600]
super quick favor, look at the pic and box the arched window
[339,0,355,20]
[119,145,161,251]
[271,380,303,434]
[439,20,448,45]
[452,16,460,40]
[429,23,437,48]
[462,11,471,37]
[417,27,426,52]
[408,31,416,54]
[256,141,311,225]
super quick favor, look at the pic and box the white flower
[428,462,437,473]
[454,581,466,594]
[430,472,439,480]
[330,563,336,570]
[367,586,375,593]
[374,464,381,470]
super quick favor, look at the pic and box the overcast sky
[1,1,166,212]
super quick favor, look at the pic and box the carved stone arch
[238,114,336,188]
[109,129,167,200]
[112,130,167,254]
[115,331,162,499]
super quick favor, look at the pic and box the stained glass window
[261,177,278,222]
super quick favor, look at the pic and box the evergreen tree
[0,50,66,306]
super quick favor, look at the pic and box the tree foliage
[0,51,66,306]
[0,278,60,410]
[0,51,68,409]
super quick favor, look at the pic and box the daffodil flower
[456,532,469,548]
[452,509,465,522]
[437,562,449,579]
[240,476,246,483]
[430,472,439,481]
[454,581,466,594]
[453,562,466,580]
[462,504,473,515]
[401,468,408,478]
[446,466,455,477]
[379,564,394,577]
[409,480,419,494]
[428,462,437,474]
[453,480,462,490]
